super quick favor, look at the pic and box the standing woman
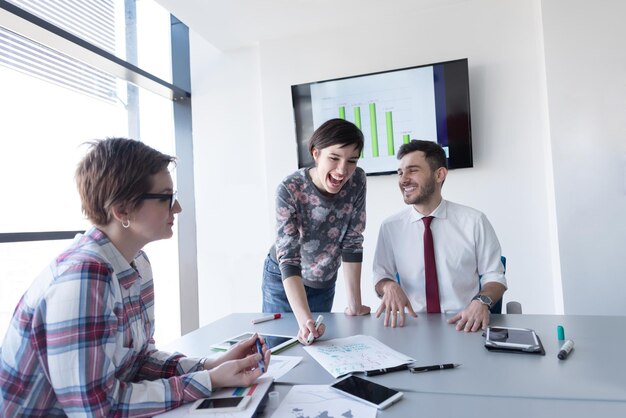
[262,119,371,345]
[0,138,270,417]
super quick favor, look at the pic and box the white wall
[189,0,566,326]
[541,0,626,315]
[189,38,271,324]
[257,0,558,315]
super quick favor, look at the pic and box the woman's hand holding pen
[206,333,271,388]
[298,317,325,345]
[209,333,270,367]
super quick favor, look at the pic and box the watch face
[476,295,492,306]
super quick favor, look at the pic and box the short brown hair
[397,139,448,171]
[75,138,176,225]
[308,118,364,156]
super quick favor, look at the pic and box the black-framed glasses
[140,191,177,210]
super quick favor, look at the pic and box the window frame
[0,0,199,334]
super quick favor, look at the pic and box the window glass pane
[6,0,173,83]
[145,229,181,344]
[135,0,172,83]
[135,86,181,344]
[0,28,175,233]
[0,33,124,232]
[0,15,181,343]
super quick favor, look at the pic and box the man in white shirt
[373,140,507,332]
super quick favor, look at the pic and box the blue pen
[255,338,266,373]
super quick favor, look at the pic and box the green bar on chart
[353,107,362,129]
[354,107,363,158]
[403,134,411,144]
[369,103,379,157]
[339,106,346,119]
[385,111,394,156]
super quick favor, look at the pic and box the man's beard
[403,175,436,205]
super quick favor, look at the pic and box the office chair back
[506,301,522,314]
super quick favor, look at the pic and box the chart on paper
[303,335,414,378]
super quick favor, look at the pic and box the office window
[0,0,190,344]
[5,0,172,82]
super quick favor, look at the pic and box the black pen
[409,363,461,373]
[365,364,410,376]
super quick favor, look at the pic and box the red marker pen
[252,313,281,324]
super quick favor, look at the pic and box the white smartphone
[189,396,251,414]
[329,375,403,410]
[485,326,540,350]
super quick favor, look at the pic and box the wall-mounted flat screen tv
[291,58,473,175]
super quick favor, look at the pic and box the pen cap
[557,325,565,340]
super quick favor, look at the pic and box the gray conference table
[164,313,626,417]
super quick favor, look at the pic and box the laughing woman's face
[310,144,360,195]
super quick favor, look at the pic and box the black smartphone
[330,375,403,410]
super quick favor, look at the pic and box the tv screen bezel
[291,58,473,175]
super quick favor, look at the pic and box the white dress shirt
[373,200,507,313]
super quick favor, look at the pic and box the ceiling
[153,0,469,51]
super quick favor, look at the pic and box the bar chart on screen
[310,66,440,174]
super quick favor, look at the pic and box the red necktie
[423,216,441,313]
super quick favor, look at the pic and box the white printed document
[270,385,377,418]
[303,334,414,378]
[265,355,302,380]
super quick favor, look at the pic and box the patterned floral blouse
[272,167,367,289]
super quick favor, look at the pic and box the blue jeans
[261,255,335,313]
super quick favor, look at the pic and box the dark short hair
[308,118,364,156]
[397,139,448,171]
[75,137,176,225]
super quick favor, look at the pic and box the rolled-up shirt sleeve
[372,222,397,295]
[475,214,507,289]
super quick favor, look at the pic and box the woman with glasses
[262,119,371,345]
[0,138,270,417]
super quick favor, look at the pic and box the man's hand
[375,280,417,327]
[447,300,490,332]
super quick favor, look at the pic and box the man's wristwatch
[472,294,494,309]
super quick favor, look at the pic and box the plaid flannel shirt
[0,227,211,417]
